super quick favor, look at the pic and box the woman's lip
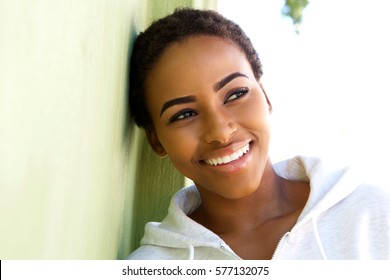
[201,142,253,174]
[200,141,253,166]
[204,142,250,166]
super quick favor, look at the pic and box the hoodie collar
[274,156,362,227]
[141,156,362,248]
[141,185,226,249]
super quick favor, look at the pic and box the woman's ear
[259,82,273,113]
[145,129,167,157]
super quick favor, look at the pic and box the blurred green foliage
[282,0,309,32]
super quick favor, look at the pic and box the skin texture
[145,36,309,259]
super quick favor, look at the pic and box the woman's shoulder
[351,180,390,209]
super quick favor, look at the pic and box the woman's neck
[190,160,308,234]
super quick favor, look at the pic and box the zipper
[220,231,291,260]
[221,245,242,259]
[271,232,290,259]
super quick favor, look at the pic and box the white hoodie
[128,156,390,260]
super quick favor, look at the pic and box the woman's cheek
[163,130,198,160]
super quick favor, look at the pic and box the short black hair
[129,8,263,129]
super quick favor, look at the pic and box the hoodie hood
[131,156,368,259]
[138,185,236,259]
[141,186,224,249]
[274,156,361,226]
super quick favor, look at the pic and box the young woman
[127,8,390,260]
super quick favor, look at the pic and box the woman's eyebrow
[213,72,248,92]
[159,72,247,117]
[160,95,196,117]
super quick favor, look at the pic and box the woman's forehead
[162,35,240,60]
[147,36,251,84]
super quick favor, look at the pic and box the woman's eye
[169,110,197,123]
[225,87,249,103]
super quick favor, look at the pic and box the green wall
[0,0,216,259]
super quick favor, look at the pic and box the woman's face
[145,35,272,199]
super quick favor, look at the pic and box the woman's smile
[200,141,255,176]
[203,142,250,166]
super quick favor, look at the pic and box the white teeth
[205,143,250,166]
[229,152,239,161]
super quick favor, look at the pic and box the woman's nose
[202,111,238,144]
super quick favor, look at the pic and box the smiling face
[145,35,272,199]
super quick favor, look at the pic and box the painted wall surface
[0,0,216,259]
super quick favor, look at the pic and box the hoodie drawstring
[188,245,194,260]
[312,217,328,260]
